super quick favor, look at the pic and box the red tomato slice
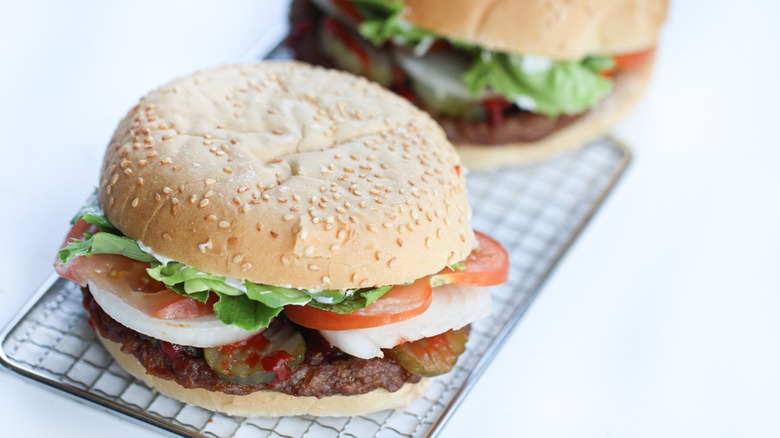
[285,277,433,331]
[54,220,214,320]
[332,0,363,23]
[602,48,655,77]
[614,48,654,71]
[431,231,509,286]
[71,253,217,319]
[54,219,99,284]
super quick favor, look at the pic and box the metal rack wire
[0,137,629,437]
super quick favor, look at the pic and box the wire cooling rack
[0,137,630,437]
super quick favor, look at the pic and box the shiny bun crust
[457,54,655,169]
[99,61,474,290]
[96,333,427,417]
[402,0,669,59]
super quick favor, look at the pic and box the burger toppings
[84,289,422,397]
[203,318,306,385]
[59,195,508,367]
[317,283,491,359]
[386,327,470,377]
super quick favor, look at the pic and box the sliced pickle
[204,318,305,385]
[386,327,470,377]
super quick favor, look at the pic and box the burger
[287,0,668,168]
[54,61,508,417]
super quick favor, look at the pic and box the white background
[1,1,779,437]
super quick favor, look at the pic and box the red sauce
[263,350,295,384]
[218,331,270,355]
[323,17,372,72]
[481,97,513,128]
[332,0,363,22]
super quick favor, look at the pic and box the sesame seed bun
[99,61,474,290]
[402,0,669,60]
[95,332,428,417]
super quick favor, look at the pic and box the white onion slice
[319,284,492,359]
[394,48,488,102]
[88,280,263,348]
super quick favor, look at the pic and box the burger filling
[288,0,654,145]
[57,195,508,397]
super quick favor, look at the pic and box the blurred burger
[288,0,668,168]
[55,61,508,416]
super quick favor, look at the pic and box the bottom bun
[95,333,428,417]
[456,55,656,170]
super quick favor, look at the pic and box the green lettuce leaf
[70,191,115,230]
[463,52,615,117]
[58,231,156,264]
[354,0,436,47]
[212,293,282,331]
[307,285,392,314]
[62,203,396,330]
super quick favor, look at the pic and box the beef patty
[83,288,421,398]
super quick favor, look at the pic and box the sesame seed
[199,199,209,208]
[218,221,230,228]
[162,233,172,241]
[281,255,289,265]
[396,238,404,247]
[223,166,233,174]
[232,254,244,263]
[123,168,133,176]
[131,198,139,207]
[162,186,172,194]
[198,239,212,254]
[232,196,241,205]
[308,263,320,271]
[207,214,217,221]
[387,258,398,267]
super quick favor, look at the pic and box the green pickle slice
[386,327,470,377]
[204,318,305,384]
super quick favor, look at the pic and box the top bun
[402,0,669,59]
[99,61,473,290]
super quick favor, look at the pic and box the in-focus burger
[55,61,508,417]
[288,0,668,168]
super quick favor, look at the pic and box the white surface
[1,1,779,437]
